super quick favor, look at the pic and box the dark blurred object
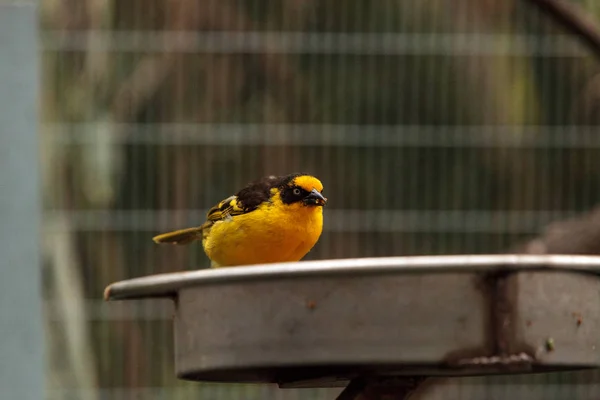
[513,205,600,255]
[525,0,600,59]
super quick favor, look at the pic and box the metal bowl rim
[104,254,600,301]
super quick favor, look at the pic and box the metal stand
[336,377,425,400]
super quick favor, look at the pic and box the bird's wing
[205,195,248,223]
[153,195,254,246]
[205,177,276,225]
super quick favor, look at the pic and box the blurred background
[34,0,600,398]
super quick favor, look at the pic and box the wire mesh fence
[40,0,600,399]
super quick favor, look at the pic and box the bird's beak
[304,188,327,206]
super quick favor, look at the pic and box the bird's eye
[293,188,301,196]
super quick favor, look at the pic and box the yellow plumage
[152,174,327,268]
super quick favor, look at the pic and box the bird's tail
[152,227,203,245]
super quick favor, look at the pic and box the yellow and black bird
[152,173,327,268]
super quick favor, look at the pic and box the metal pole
[0,2,44,400]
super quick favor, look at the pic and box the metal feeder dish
[104,255,600,395]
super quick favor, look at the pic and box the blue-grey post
[0,2,44,400]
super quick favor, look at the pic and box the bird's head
[276,174,327,208]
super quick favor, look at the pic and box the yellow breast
[202,195,324,267]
